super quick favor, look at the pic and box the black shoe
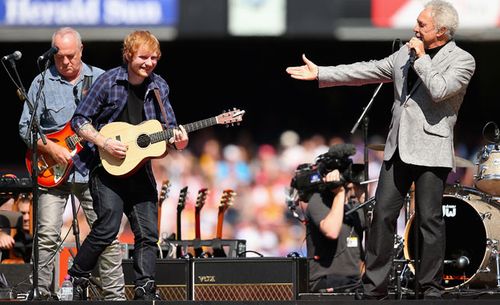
[71,276,89,301]
[354,288,388,300]
[423,287,443,299]
[134,280,161,300]
[28,291,58,301]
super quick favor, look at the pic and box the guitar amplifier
[122,258,190,300]
[192,257,308,301]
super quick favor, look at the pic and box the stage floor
[5,291,500,304]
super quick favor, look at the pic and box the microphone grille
[13,51,22,60]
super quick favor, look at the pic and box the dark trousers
[69,166,159,286]
[362,153,450,296]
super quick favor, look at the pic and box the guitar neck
[68,133,82,149]
[176,210,182,241]
[155,117,218,144]
[215,208,226,239]
[195,209,201,239]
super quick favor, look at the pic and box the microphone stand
[2,55,47,300]
[350,82,384,226]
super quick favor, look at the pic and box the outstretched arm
[286,54,319,81]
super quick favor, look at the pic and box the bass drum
[404,186,500,290]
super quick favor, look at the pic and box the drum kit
[367,133,500,292]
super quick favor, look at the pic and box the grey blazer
[318,40,476,169]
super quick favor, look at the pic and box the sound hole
[137,134,151,148]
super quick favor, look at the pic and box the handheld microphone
[409,48,416,65]
[2,51,22,62]
[38,46,59,62]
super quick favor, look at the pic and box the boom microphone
[327,143,356,159]
[38,46,59,62]
[444,256,470,269]
[2,51,22,61]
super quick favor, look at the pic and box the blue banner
[0,0,178,26]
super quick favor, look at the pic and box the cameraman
[305,167,366,293]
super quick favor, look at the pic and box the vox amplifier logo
[197,275,216,283]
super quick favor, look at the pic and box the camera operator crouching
[290,144,368,293]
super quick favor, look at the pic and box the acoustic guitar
[99,109,245,176]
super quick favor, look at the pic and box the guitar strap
[75,65,93,105]
[153,88,170,128]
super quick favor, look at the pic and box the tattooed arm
[78,123,128,159]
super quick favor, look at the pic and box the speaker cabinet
[192,257,308,301]
[122,258,189,300]
[122,257,308,301]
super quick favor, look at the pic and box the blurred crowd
[57,129,481,258]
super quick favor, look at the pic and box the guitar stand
[167,239,247,258]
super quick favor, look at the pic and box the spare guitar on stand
[174,186,188,258]
[212,190,236,257]
[157,180,171,258]
[193,188,209,258]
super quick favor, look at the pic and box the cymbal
[367,144,385,151]
[455,156,475,168]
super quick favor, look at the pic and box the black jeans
[69,166,158,286]
[362,153,450,297]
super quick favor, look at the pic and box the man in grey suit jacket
[286,0,475,299]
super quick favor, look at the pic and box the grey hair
[51,27,83,48]
[425,0,459,39]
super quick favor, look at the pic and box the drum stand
[390,189,415,299]
[488,239,500,288]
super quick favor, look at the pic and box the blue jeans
[37,182,125,300]
[69,166,158,286]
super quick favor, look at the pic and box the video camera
[290,144,364,202]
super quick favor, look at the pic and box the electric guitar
[99,108,245,176]
[25,122,82,188]
[213,189,236,257]
[157,179,171,238]
[194,188,209,257]
[175,186,188,258]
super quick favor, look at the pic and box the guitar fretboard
[65,134,81,151]
[149,117,218,144]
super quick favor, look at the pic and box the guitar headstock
[195,188,209,211]
[177,186,189,213]
[219,189,236,212]
[158,180,171,205]
[215,108,245,127]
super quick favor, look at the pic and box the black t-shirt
[305,191,366,291]
[118,82,146,124]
